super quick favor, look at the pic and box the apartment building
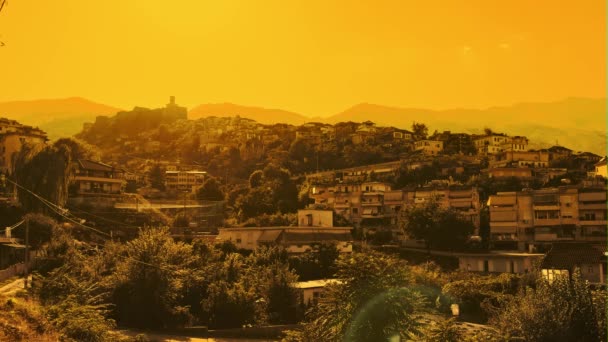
[490,150,551,168]
[0,118,47,174]
[488,187,607,252]
[311,182,480,233]
[165,170,207,193]
[474,134,528,156]
[414,140,444,155]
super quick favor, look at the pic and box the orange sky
[0,0,605,116]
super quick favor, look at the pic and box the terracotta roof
[77,159,115,172]
[541,242,605,270]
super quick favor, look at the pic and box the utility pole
[24,219,29,289]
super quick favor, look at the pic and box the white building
[165,170,207,193]
[414,140,443,155]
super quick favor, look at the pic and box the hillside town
[0,98,606,340]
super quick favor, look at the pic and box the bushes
[441,273,520,322]
[490,271,606,342]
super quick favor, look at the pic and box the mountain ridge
[0,97,605,154]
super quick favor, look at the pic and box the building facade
[0,118,47,174]
[217,210,353,253]
[414,140,444,155]
[71,159,126,195]
[488,187,607,252]
[165,170,207,193]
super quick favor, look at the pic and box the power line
[5,178,111,237]
[5,179,184,272]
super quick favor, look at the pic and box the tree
[249,170,264,188]
[13,140,73,213]
[110,227,195,328]
[12,213,56,250]
[149,164,165,191]
[196,177,224,201]
[491,271,606,342]
[296,251,426,341]
[398,198,475,252]
[412,122,429,140]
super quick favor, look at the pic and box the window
[352,208,358,214]
[236,238,242,244]
[483,260,489,272]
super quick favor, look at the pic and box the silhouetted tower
[168,96,176,106]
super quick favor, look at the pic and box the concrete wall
[297,210,333,227]
[458,254,542,273]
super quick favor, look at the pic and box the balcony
[533,219,561,226]
[579,220,607,226]
[534,233,574,241]
[334,202,350,208]
[579,203,607,210]
[74,176,124,184]
[533,204,560,210]
[490,206,516,212]
[579,192,607,202]
[360,213,385,219]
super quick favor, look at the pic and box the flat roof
[293,279,341,289]
[219,226,352,231]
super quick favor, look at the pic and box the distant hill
[325,98,607,155]
[2,96,605,155]
[189,103,309,125]
[0,97,121,140]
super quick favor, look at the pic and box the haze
[0,0,605,116]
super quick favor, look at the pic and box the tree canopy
[398,198,475,251]
[196,177,224,201]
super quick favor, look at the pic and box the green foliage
[148,164,166,191]
[201,246,299,328]
[110,227,195,328]
[249,170,264,188]
[398,198,475,251]
[241,213,296,227]
[196,176,224,201]
[490,271,606,342]
[416,317,464,342]
[235,165,299,220]
[13,140,73,213]
[10,213,55,250]
[442,273,520,322]
[412,122,429,140]
[298,251,426,341]
[288,243,340,281]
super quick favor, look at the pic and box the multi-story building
[474,134,510,155]
[414,140,443,155]
[488,187,607,252]
[500,136,529,152]
[594,157,607,179]
[164,170,207,193]
[311,182,480,235]
[70,159,126,195]
[474,134,528,155]
[490,150,551,168]
[0,118,47,174]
